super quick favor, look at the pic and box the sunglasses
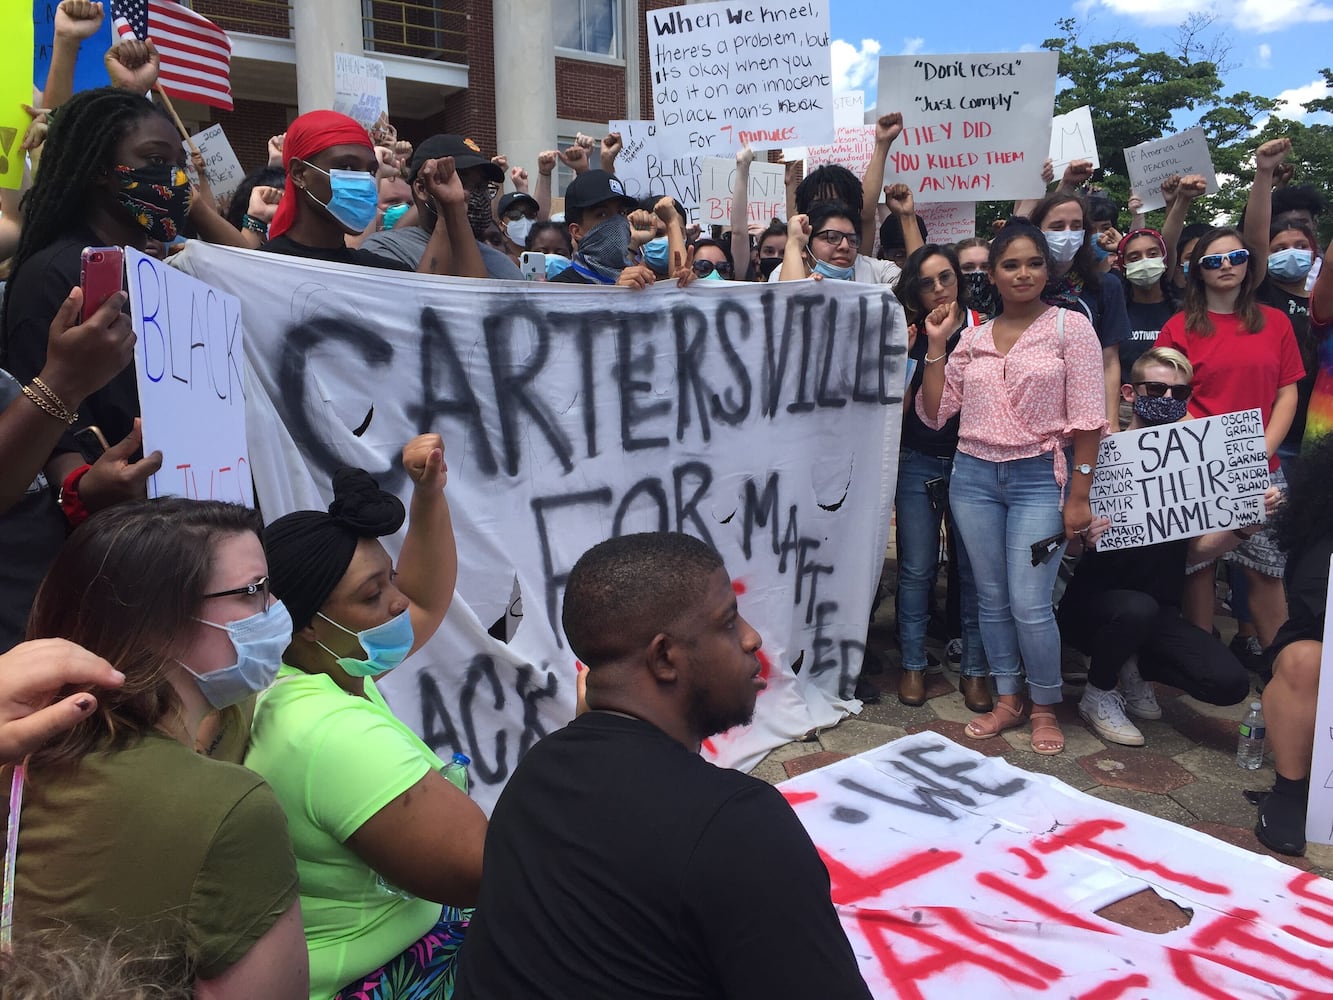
[914,270,958,292]
[1134,381,1193,401]
[693,259,734,278]
[1198,248,1249,270]
[813,229,861,249]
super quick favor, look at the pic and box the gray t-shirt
[359,226,523,279]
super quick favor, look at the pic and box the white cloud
[830,38,881,95]
[1257,43,1272,68]
[1273,77,1332,119]
[900,37,925,56]
[1091,0,1333,31]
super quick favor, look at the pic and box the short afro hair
[562,532,725,668]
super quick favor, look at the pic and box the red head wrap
[268,110,374,240]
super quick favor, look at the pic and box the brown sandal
[965,699,1026,740]
[1030,706,1065,756]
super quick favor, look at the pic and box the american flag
[112,0,234,111]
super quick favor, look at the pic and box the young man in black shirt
[454,532,871,1000]
[548,170,655,288]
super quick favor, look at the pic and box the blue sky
[829,0,1333,128]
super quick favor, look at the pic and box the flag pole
[153,83,198,155]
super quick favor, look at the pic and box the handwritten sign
[833,90,864,127]
[804,125,877,176]
[1306,561,1333,846]
[184,124,244,203]
[915,202,976,245]
[333,52,388,130]
[126,247,252,506]
[699,156,785,225]
[1125,126,1218,212]
[1089,410,1267,551]
[608,118,701,217]
[876,51,1058,203]
[32,0,111,95]
[647,0,835,154]
[1049,105,1099,174]
[2,4,34,190]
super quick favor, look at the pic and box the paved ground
[752,557,1333,879]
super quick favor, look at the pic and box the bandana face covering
[114,164,193,242]
[574,214,633,282]
[1133,393,1189,425]
[467,186,494,238]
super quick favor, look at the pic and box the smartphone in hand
[520,251,546,281]
[79,247,125,323]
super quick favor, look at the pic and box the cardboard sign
[876,51,1058,203]
[833,90,864,127]
[915,201,976,245]
[647,0,835,154]
[184,124,245,203]
[1088,410,1268,551]
[1307,559,1333,845]
[1,4,34,190]
[333,52,388,130]
[1125,126,1219,212]
[782,733,1333,996]
[608,118,701,216]
[1049,105,1099,174]
[699,156,786,226]
[126,248,251,506]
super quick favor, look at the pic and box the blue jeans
[895,448,986,677]
[948,452,1066,703]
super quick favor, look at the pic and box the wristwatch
[1074,463,1094,475]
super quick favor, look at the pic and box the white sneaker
[1118,657,1162,720]
[1079,686,1145,746]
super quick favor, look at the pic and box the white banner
[698,156,785,226]
[184,123,245,204]
[127,247,252,505]
[647,0,835,154]
[783,734,1333,997]
[876,51,1058,203]
[1049,105,1100,174]
[333,52,388,130]
[608,119,702,216]
[173,243,905,811]
[1306,559,1333,845]
[1125,127,1219,212]
[1089,410,1268,550]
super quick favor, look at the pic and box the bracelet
[923,352,947,365]
[242,214,268,236]
[21,381,78,425]
[58,463,92,528]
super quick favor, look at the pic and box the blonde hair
[0,930,190,1000]
[1130,347,1193,385]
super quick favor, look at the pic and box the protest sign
[699,155,785,226]
[876,51,1058,203]
[174,242,906,811]
[32,0,110,96]
[647,0,835,154]
[804,125,877,178]
[833,90,864,127]
[783,733,1333,997]
[915,201,976,244]
[609,118,701,216]
[2,5,34,190]
[184,123,245,203]
[1048,104,1099,174]
[127,248,251,506]
[1125,126,1219,212]
[332,52,388,129]
[1088,409,1267,551]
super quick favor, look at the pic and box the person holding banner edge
[919,225,1107,755]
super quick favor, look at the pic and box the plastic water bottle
[442,752,470,794]
[1236,701,1266,770]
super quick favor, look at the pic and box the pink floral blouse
[916,306,1107,489]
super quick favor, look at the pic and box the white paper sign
[915,201,976,245]
[833,90,864,127]
[1306,559,1333,845]
[1048,105,1100,174]
[174,242,906,811]
[804,125,878,178]
[184,123,244,203]
[1088,409,1268,551]
[876,51,1058,203]
[1125,126,1219,212]
[647,0,835,154]
[699,156,785,226]
[126,248,251,506]
[782,734,1333,997]
[608,118,701,215]
[333,52,388,130]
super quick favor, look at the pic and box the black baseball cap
[409,134,503,184]
[497,192,539,218]
[564,170,637,213]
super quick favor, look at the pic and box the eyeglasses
[1198,249,1249,270]
[1134,381,1193,401]
[202,576,270,610]
[813,229,861,249]
[914,270,958,292]
[692,259,734,278]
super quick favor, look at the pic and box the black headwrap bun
[263,467,405,631]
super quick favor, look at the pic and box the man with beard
[360,134,522,279]
[453,532,871,1000]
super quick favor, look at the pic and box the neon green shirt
[245,665,443,999]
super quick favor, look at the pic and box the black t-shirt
[900,315,971,458]
[1121,297,1177,374]
[2,230,139,447]
[1061,537,1189,612]
[1046,271,1131,351]
[1257,279,1315,447]
[454,713,871,1000]
[259,234,412,270]
[1272,532,1333,657]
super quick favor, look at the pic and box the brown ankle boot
[897,669,927,706]
[959,675,993,713]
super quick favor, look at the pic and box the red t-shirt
[1155,305,1305,471]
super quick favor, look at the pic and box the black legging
[1058,589,1249,705]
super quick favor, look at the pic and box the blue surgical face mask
[1045,229,1084,264]
[317,609,414,678]
[544,254,571,279]
[1268,247,1314,283]
[812,257,855,281]
[642,236,670,272]
[305,163,379,232]
[182,601,293,710]
[1091,237,1111,262]
[382,202,410,230]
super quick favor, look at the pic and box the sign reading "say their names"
[647,0,835,154]
[876,51,1058,203]
[1089,410,1268,551]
